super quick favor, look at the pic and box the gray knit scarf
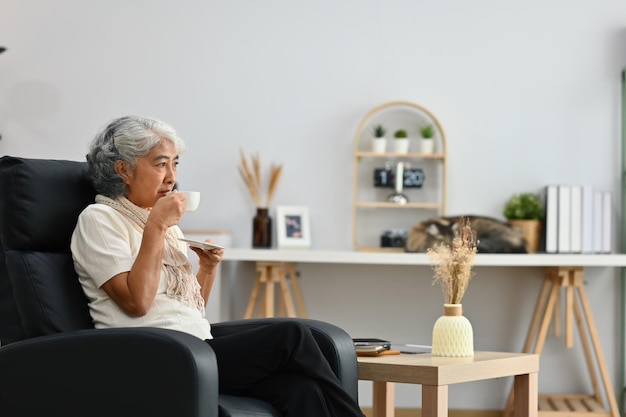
[95,195,205,316]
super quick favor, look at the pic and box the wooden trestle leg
[504,266,619,417]
[243,261,308,319]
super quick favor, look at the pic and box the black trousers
[207,321,365,417]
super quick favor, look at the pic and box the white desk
[224,249,626,267]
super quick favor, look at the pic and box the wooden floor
[361,408,504,417]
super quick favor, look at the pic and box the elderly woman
[71,115,365,417]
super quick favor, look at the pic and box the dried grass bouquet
[238,149,283,208]
[427,216,478,304]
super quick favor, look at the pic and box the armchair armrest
[211,318,359,402]
[0,327,218,417]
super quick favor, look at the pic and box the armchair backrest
[0,156,97,344]
[0,238,24,344]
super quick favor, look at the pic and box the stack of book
[543,185,613,254]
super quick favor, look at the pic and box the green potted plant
[393,129,409,154]
[420,125,434,138]
[394,129,407,138]
[503,192,544,253]
[420,124,435,154]
[371,124,387,153]
[374,124,386,137]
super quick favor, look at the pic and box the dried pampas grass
[238,149,283,208]
[427,216,478,304]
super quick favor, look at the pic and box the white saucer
[178,238,225,250]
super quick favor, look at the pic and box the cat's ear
[436,217,451,226]
[426,223,440,236]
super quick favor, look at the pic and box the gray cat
[405,215,527,253]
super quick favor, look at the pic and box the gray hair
[86,115,186,198]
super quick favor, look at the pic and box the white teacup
[179,191,201,212]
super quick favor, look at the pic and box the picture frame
[276,206,311,249]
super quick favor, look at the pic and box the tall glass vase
[252,207,272,248]
[431,303,474,357]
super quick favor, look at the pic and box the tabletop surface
[357,351,540,385]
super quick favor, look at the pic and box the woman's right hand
[148,193,186,229]
[102,193,186,317]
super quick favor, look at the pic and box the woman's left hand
[190,240,224,270]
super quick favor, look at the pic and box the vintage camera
[380,229,408,248]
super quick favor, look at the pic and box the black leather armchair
[0,156,359,417]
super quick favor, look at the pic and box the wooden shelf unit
[352,101,448,251]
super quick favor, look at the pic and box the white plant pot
[393,138,410,154]
[371,137,387,153]
[421,139,435,154]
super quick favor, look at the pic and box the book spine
[544,185,559,253]
[593,191,603,253]
[581,186,594,254]
[557,185,571,253]
[570,185,582,253]
[602,191,612,253]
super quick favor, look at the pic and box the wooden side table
[358,351,539,417]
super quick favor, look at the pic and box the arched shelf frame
[351,100,448,251]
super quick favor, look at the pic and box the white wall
[2,0,625,410]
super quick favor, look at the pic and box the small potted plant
[371,124,387,153]
[420,124,435,154]
[393,129,409,154]
[503,192,544,253]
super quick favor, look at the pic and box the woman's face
[118,139,179,208]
